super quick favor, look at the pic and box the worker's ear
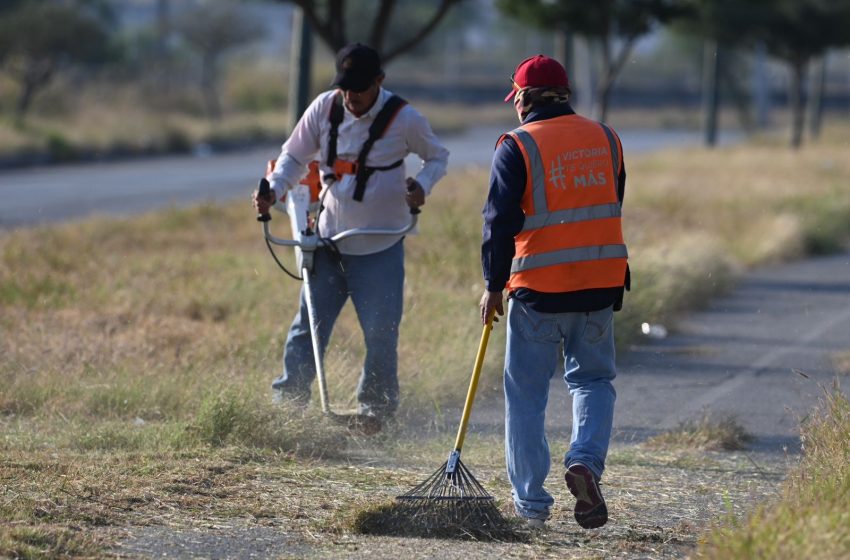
[375,73,386,88]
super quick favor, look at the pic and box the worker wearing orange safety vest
[479,55,629,531]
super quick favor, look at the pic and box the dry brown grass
[3,123,850,558]
[833,350,850,376]
[0,434,789,559]
[642,414,753,452]
[698,386,850,559]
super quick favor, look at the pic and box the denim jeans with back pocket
[504,298,617,520]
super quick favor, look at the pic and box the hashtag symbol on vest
[549,154,567,190]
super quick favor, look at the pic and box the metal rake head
[389,459,519,539]
[352,459,527,541]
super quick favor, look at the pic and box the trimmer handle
[257,177,272,222]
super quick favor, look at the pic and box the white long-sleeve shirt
[269,88,449,255]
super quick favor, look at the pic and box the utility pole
[287,7,313,134]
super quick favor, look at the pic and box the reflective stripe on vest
[502,114,627,293]
[512,128,548,216]
[511,244,628,274]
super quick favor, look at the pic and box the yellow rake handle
[452,310,495,452]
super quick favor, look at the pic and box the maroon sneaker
[565,463,608,529]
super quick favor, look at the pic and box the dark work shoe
[565,463,608,529]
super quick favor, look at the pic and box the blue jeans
[271,240,404,417]
[504,298,617,520]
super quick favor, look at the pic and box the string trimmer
[256,175,419,435]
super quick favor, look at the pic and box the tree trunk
[807,55,826,140]
[288,7,313,134]
[701,39,720,147]
[572,36,595,116]
[752,41,771,129]
[201,52,221,121]
[593,31,638,124]
[788,59,807,149]
[14,60,53,124]
[15,80,37,124]
[156,0,172,96]
[595,37,611,122]
[554,28,574,85]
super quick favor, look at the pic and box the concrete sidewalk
[472,252,850,454]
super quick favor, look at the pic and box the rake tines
[394,457,508,538]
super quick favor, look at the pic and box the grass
[642,414,753,452]
[698,385,850,559]
[3,122,850,557]
[833,350,850,376]
[3,125,850,420]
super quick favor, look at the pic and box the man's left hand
[405,178,425,209]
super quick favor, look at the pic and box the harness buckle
[333,159,358,179]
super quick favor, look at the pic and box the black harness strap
[325,92,344,168]
[353,94,407,201]
[325,91,408,201]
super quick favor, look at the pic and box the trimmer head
[328,411,382,436]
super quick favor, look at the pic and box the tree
[497,0,682,122]
[670,0,766,146]
[175,3,265,120]
[754,0,850,148]
[281,0,463,63]
[0,1,112,123]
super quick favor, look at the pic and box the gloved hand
[405,178,425,209]
[252,187,277,216]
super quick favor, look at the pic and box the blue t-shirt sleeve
[481,136,526,292]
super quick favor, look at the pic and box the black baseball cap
[332,43,383,92]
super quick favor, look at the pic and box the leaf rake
[393,313,516,539]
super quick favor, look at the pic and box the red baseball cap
[505,55,570,102]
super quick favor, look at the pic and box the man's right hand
[479,290,504,325]
[252,188,277,215]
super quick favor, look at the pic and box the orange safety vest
[500,114,628,294]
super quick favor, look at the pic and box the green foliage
[0,526,100,560]
[174,3,265,119]
[672,0,767,44]
[191,390,350,456]
[195,391,252,447]
[757,0,850,63]
[496,0,682,38]
[0,1,114,119]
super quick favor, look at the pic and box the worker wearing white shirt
[253,43,449,421]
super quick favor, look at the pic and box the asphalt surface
[0,126,741,229]
[472,251,850,454]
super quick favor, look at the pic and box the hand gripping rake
[394,311,510,537]
[257,177,419,435]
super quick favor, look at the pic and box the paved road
[613,252,850,450]
[0,126,742,229]
[471,251,850,453]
